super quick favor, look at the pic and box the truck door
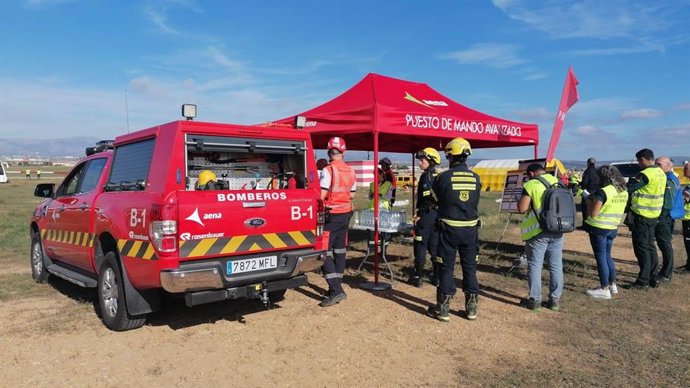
[42,162,88,262]
[43,158,107,270]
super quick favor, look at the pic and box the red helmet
[327,137,346,153]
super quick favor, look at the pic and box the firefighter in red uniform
[319,137,357,307]
[427,137,481,322]
[408,147,441,287]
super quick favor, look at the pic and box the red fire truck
[30,119,328,331]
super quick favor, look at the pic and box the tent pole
[359,130,391,291]
[533,145,538,159]
[373,132,380,284]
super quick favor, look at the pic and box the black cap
[526,163,545,173]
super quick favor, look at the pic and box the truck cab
[30,120,328,331]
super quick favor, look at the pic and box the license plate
[227,255,278,275]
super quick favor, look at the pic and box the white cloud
[492,1,690,55]
[128,76,178,98]
[575,97,634,116]
[441,43,526,69]
[514,107,551,120]
[23,0,74,7]
[523,72,547,81]
[144,6,180,35]
[575,125,597,134]
[144,0,203,35]
[620,108,662,119]
[205,46,244,72]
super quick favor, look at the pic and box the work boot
[426,293,451,322]
[465,293,478,320]
[409,263,425,287]
[319,291,347,307]
[407,274,423,287]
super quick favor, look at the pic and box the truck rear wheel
[30,234,50,283]
[97,253,146,331]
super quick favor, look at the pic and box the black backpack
[532,175,576,233]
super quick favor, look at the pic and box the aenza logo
[244,218,266,228]
[403,91,448,109]
[423,99,448,106]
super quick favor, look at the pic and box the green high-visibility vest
[521,173,558,241]
[684,199,690,221]
[585,185,628,230]
[630,166,666,218]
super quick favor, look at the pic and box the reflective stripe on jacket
[325,159,355,214]
[520,173,558,241]
[630,166,666,218]
[585,185,628,230]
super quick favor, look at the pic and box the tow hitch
[260,282,269,306]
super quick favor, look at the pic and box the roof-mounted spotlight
[182,104,197,121]
[294,115,307,129]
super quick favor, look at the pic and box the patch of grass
[0,273,53,301]
[0,179,44,268]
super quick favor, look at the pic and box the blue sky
[2,0,690,161]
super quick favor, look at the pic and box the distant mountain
[0,137,100,158]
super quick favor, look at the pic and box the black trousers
[322,212,352,294]
[655,212,674,279]
[683,220,690,270]
[413,210,439,276]
[580,197,589,227]
[632,213,659,284]
[437,224,479,296]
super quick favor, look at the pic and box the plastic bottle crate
[352,210,409,232]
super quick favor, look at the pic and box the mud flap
[120,261,160,315]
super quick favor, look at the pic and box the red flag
[546,67,579,162]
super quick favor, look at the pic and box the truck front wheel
[30,234,49,283]
[98,253,146,331]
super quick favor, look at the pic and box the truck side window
[80,158,107,194]
[57,163,86,197]
[108,139,155,190]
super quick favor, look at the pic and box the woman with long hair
[584,165,629,299]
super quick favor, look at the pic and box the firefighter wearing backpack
[627,148,666,289]
[427,138,481,322]
[319,137,357,307]
[517,163,565,312]
[408,147,440,287]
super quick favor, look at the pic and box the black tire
[268,289,287,302]
[97,252,146,331]
[30,233,50,283]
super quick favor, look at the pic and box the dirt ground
[1,226,688,387]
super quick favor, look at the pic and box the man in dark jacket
[580,157,600,227]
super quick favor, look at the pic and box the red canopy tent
[262,73,539,288]
[264,73,539,155]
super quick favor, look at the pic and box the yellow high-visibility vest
[630,166,666,218]
[585,185,628,230]
[521,173,558,241]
